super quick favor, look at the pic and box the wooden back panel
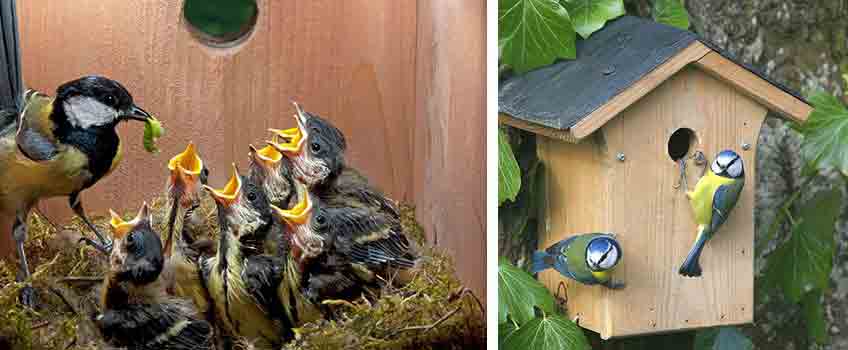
[9,0,485,296]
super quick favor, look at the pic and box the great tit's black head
[108,203,164,285]
[267,102,346,186]
[585,236,622,272]
[711,150,744,179]
[55,76,151,129]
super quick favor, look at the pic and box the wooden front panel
[10,1,486,296]
[537,135,613,336]
[601,66,760,338]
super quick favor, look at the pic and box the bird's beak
[267,101,309,155]
[121,104,152,122]
[168,142,204,199]
[248,144,282,172]
[271,183,311,226]
[203,164,241,208]
[108,202,151,240]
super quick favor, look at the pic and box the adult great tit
[0,76,153,307]
[96,203,213,350]
[679,150,745,277]
[531,233,624,289]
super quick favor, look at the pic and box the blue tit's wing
[544,237,578,280]
[544,236,577,256]
[710,180,744,233]
[552,254,578,281]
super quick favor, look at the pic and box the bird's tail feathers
[678,226,710,277]
[531,251,552,274]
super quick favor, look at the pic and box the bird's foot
[79,237,112,255]
[605,280,626,290]
[18,285,37,309]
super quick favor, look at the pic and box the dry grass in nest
[0,197,485,350]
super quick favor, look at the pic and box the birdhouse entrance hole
[667,128,696,161]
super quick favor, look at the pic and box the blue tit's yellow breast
[688,170,737,226]
[591,270,610,282]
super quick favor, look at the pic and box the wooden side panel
[537,135,612,336]
[414,0,487,298]
[601,67,760,338]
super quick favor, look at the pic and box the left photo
[0,1,486,349]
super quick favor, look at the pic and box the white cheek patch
[711,161,723,175]
[599,247,619,269]
[64,96,118,128]
[728,159,743,178]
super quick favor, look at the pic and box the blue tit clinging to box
[679,150,745,277]
[531,233,624,289]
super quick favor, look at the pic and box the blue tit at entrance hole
[679,150,745,277]
[531,233,624,289]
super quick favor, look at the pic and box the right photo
[498,1,845,349]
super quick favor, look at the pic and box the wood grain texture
[414,0,486,299]
[570,41,711,139]
[694,51,812,123]
[8,0,485,296]
[541,67,760,338]
[499,113,581,143]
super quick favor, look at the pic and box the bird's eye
[246,191,257,202]
[310,142,321,153]
[104,94,116,106]
[315,214,326,226]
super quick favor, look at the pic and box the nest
[0,197,484,350]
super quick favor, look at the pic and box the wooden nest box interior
[499,16,811,339]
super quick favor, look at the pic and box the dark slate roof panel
[498,16,696,130]
[498,15,809,131]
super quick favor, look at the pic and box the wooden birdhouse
[499,16,811,339]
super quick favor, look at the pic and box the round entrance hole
[183,0,258,47]
[667,128,696,161]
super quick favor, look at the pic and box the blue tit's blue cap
[587,236,622,270]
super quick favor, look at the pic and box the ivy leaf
[694,327,753,350]
[499,128,522,205]
[498,259,555,324]
[764,190,841,302]
[560,0,624,39]
[652,0,690,30]
[499,321,519,348]
[503,314,590,350]
[794,91,848,176]
[499,0,576,73]
[802,290,829,344]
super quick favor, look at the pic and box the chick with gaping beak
[246,143,296,257]
[200,164,318,349]
[162,142,214,316]
[272,184,415,303]
[95,203,213,350]
[267,102,418,286]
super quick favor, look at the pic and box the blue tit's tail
[531,250,553,274]
[679,226,710,277]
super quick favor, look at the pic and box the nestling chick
[161,142,214,316]
[95,203,213,350]
[531,233,624,289]
[201,165,318,349]
[679,150,744,277]
[273,185,415,303]
[246,143,296,256]
[0,76,154,306]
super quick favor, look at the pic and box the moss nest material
[0,198,484,350]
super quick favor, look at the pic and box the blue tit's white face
[711,150,744,179]
[586,237,621,271]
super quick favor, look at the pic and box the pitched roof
[499,15,811,141]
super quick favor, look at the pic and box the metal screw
[616,152,626,161]
[741,143,751,151]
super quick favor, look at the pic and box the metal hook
[555,281,569,309]
[672,158,687,189]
